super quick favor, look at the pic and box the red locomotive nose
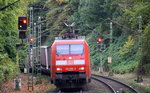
[50,39,91,88]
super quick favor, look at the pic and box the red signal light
[18,17,28,30]
[23,19,27,24]
[97,38,103,44]
[29,37,34,42]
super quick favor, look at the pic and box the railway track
[91,76,116,93]
[92,74,139,93]
[58,89,83,93]
[45,88,84,93]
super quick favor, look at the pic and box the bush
[0,54,17,82]
[131,83,150,93]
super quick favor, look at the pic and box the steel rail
[92,74,139,93]
[91,76,116,93]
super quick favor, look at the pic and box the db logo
[67,60,74,65]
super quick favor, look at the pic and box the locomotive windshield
[56,44,84,55]
[56,45,69,54]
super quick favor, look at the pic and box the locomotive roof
[55,39,85,42]
[52,39,87,45]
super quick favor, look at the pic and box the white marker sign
[108,57,112,63]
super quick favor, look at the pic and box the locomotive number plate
[66,68,74,71]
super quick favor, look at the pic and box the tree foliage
[44,0,150,74]
[0,0,35,82]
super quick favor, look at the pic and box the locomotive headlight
[56,68,62,71]
[79,67,85,70]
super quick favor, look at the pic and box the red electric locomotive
[50,37,91,88]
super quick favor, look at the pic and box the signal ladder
[27,47,42,90]
[28,7,34,91]
[27,7,42,90]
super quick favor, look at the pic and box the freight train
[32,36,91,88]
[40,46,51,75]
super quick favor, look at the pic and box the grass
[98,88,106,93]
[35,75,51,85]
[130,83,150,93]
[40,75,51,81]
[36,91,41,93]
[47,85,57,91]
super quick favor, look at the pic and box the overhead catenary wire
[0,0,20,11]
[110,20,135,32]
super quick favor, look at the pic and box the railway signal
[28,37,34,42]
[96,37,105,73]
[18,16,28,39]
[19,31,26,39]
[18,17,28,30]
[97,37,103,44]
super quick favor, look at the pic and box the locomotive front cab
[56,44,85,72]
[51,40,90,88]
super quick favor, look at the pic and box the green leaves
[0,54,17,81]
[119,36,134,55]
[0,0,36,82]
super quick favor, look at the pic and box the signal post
[97,37,106,73]
[14,16,28,91]
[108,22,113,76]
